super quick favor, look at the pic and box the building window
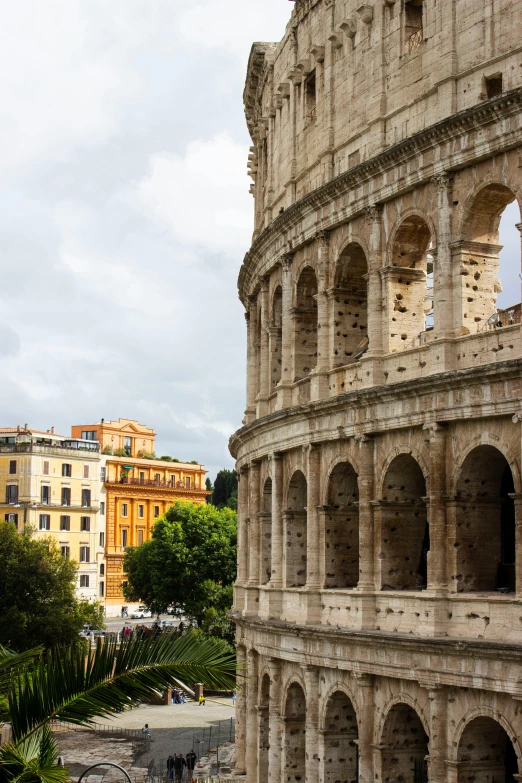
[82,431,97,441]
[80,574,89,588]
[139,471,145,483]
[99,581,104,597]
[121,503,128,518]
[100,467,106,482]
[80,546,90,563]
[154,505,160,518]
[137,529,144,546]
[155,473,161,483]
[41,485,51,505]
[5,513,18,525]
[6,485,18,504]
[124,436,132,456]
[138,504,144,519]
[39,514,50,531]
[99,531,105,547]
[305,69,316,121]
[60,515,70,531]
[62,463,72,478]
[61,545,70,559]
[61,487,71,507]
[83,464,90,479]
[81,489,91,508]
[485,72,503,99]
[43,461,50,476]
[100,501,105,516]
[100,563,105,575]
[121,529,128,549]
[186,476,191,489]
[81,516,90,532]
[405,0,423,53]
[8,460,17,475]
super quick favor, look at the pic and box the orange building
[72,419,209,615]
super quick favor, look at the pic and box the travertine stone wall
[234,0,522,780]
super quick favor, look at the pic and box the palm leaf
[0,724,68,783]
[8,632,237,743]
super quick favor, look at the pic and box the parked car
[131,606,152,619]
[166,606,184,617]
[79,624,106,638]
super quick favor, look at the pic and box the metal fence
[192,718,235,763]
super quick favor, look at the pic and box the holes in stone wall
[261,477,273,584]
[286,470,307,587]
[381,703,429,782]
[324,692,358,783]
[294,267,318,381]
[455,445,516,593]
[324,462,359,589]
[271,286,283,390]
[457,717,518,781]
[284,683,306,783]
[333,243,368,366]
[259,674,270,783]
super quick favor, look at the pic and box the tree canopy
[0,522,91,652]
[123,502,237,641]
[212,468,238,509]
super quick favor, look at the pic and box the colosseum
[229,0,522,780]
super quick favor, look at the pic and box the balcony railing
[482,303,521,330]
[111,477,204,491]
[0,442,99,455]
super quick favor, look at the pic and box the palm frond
[0,646,42,698]
[8,632,237,743]
[0,725,68,783]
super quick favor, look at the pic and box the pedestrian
[173,753,186,781]
[180,691,187,704]
[198,693,206,706]
[167,756,175,781]
[186,750,197,775]
[142,723,152,739]
[232,690,236,706]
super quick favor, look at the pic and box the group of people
[171,688,187,704]
[167,750,197,781]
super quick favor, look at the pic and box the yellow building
[0,426,105,602]
[72,419,209,615]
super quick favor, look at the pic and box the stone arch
[331,241,369,367]
[283,681,306,783]
[271,285,283,390]
[320,681,361,730]
[379,698,429,783]
[379,453,429,591]
[285,470,307,587]
[378,445,430,498]
[323,690,359,783]
[387,211,436,351]
[261,476,273,584]
[294,265,318,381]
[451,433,521,495]
[454,444,517,593]
[324,461,360,589]
[451,706,522,765]
[454,711,520,781]
[259,673,270,783]
[456,181,521,333]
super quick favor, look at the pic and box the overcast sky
[1,1,520,482]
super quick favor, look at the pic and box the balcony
[108,477,205,491]
[0,442,99,456]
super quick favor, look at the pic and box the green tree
[205,477,213,503]
[0,522,86,652]
[123,502,236,641]
[212,469,238,509]
[76,601,106,630]
[0,632,236,783]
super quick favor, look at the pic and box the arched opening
[455,446,516,593]
[381,703,429,782]
[457,716,519,782]
[294,267,318,381]
[255,298,262,399]
[285,471,307,587]
[324,462,360,589]
[259,674,270,783]
[389,215,433,351]
[284,683,306,783]
[323,692,359,783]
[261,478,273,585]
[332,243,368,366]
[380,455,428,591]
[458,184,521,334]
[271,286,283,390]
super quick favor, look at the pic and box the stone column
[354,674,375,783]
[424,423,448,594]
[246,648,259,783]
[311,232,331,401]
[248,461,261,587]
[427,685,447,782]
[268,658,283,783]
[513,493,522,599]
[278,254,294,409]
[365,205,383,358]
[257,278,270,418]
[270,454,284,588]
[433,173,455,342]
[306,444,322,624]
[357,436,375,591]
[235,643,247,775]
[237,466,250,587]
[304,666,320,783]
[245,300,258,424]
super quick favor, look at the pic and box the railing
[481,303,521,331]
[2,501,99,512]
[402,328,433,351]
[113,478,203,491]
[0,443,99,455]
[405,28,423,54]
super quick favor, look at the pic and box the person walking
[231,690,236,706]
[186,750,197,779]
[173,753,186,781]
[167,756,175,781]
[198,693,206,706]
[142,723,152,739]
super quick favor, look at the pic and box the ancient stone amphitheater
[229,0,522,780]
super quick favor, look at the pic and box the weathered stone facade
[231,0,522,780]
